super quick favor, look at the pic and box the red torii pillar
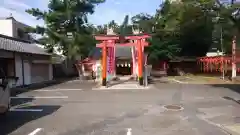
[95,35,119,86]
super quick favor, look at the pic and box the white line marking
[92,88,147,90]
[199,116,232,135]
[127,128,132,135]
[35,89,82,92]
[28,128,42,135]
[185,76,195,80]
[10,109,43,112]
[11,96,68,99]
[171,79,187,84]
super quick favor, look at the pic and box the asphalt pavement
[1,79,240,135]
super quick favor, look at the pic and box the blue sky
[89,0,162,25]
[0,0,162,26]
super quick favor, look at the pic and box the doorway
[0,58,14,77]
[116,58,132,75]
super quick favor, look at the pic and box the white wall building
[0,17,53,87]
[0,34,53,87]
[0,17,33,41]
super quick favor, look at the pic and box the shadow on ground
[222,96,240,104]
[11,77,77,96]
[211,84,240,105]
[149,76,171,84]
[107,76,157,87]
[211,84,240,95]
[108,77,134,87]
[0,105,60,135]
[10,98,34,107]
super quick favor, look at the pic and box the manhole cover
[163,105,184,111]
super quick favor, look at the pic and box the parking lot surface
[1,79,240,135]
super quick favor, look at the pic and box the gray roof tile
[90,45,132,59]
[0,34,50,55]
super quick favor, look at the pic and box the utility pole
[216,13,225,80]
[231,0,237,80]
[232,35,237,80]
[220,26,225,80]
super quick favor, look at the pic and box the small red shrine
[197,53,240,73]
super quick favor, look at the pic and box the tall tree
[179,0,215,56]
[26,0,105,58]
[119,15,133,36]
[143,0,182,62]
[133,0,227,61]
[131,13,155,33]
[108,20,119,34]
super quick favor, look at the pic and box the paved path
[94,76,151,90]
[155,76,232,84]
[1,79,240,135]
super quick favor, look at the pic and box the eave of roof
[0,34,50,55]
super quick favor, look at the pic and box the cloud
[88,0,134,25]
[0,7,42,26]
[0,0,160,27]
[89,8,133,25]
[0,0,44,26]
[111,0,124,5]
[88,0,161,25]
[114,1,121,5]
[3,0,31,10]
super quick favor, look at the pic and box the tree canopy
[26,0,105,58]
[132,0,240,62]
[27,0,240,63]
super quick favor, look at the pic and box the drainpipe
[13,52,16,77]
[21,55,25,86]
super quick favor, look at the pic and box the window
[17,29,24,38]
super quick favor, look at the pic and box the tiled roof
[0,34,50,55]
[90,45,132,60]
[115,45,132,58]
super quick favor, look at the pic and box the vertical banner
[107,47,110,81]
[131,46,136,76]
[113,46,116,76]
[135,46,138,77]
[107,47,114,81]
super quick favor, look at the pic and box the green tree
[108,20,120,34]
[119,15,133,36]
[214,0,240,52]
[26,0,105,58]
[144,0,182,62]
[133,0,225,62]
[131,13,155,33]
[179,0,215,56]
[95,24,108,34]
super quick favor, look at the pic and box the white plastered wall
[14,54,23,86]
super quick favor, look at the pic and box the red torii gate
[94,34,150,86]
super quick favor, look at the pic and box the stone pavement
[94,76,152,90]
[153,76,232,84]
